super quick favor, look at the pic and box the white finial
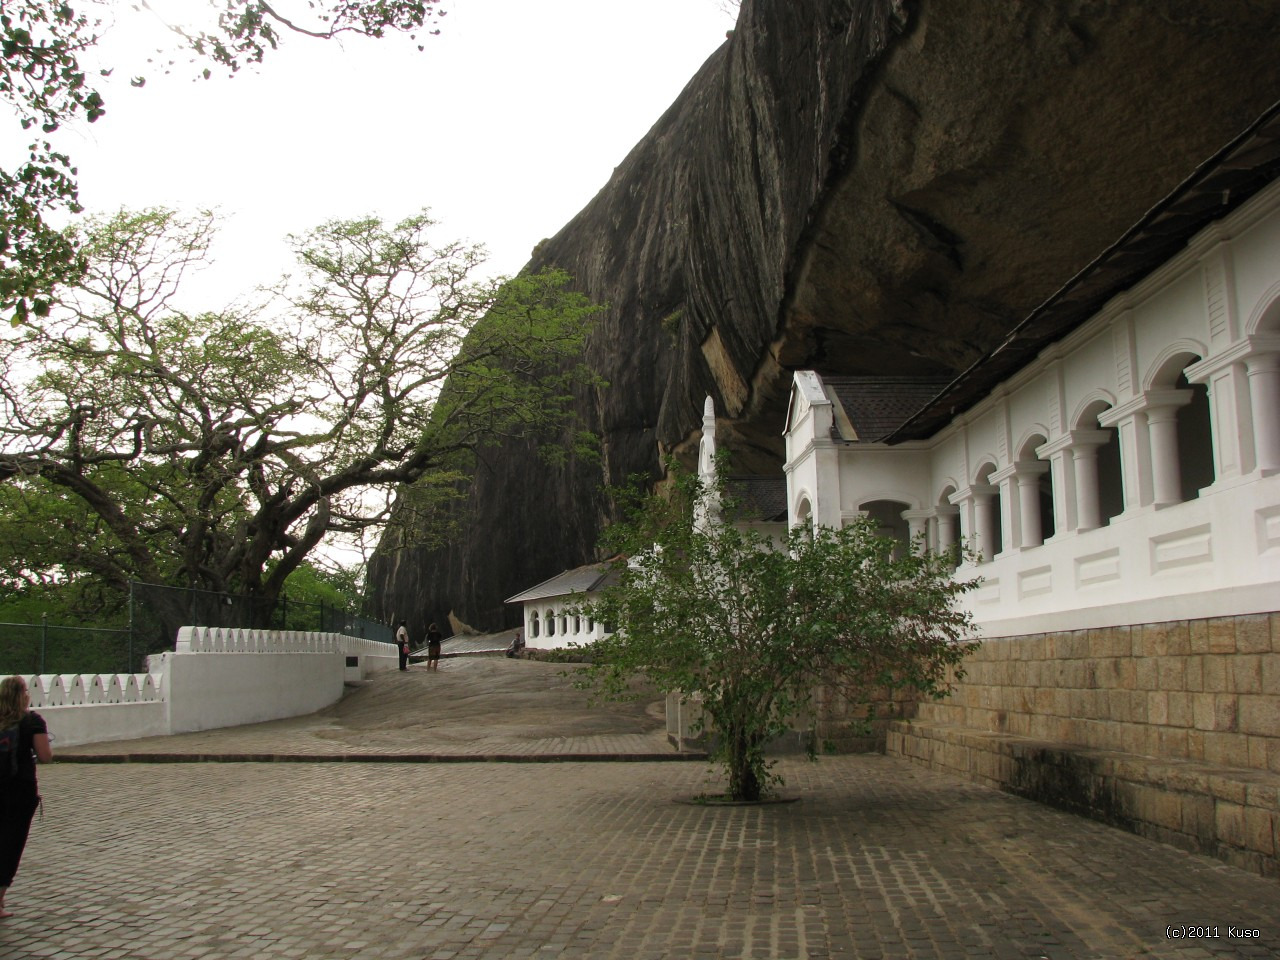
[695,395,722,533]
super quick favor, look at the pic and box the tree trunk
[727,728,762,801]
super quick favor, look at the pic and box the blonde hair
[0,676,29,730]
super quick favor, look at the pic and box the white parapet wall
[19,627,400,747]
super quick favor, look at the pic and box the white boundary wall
[17,627,399,747]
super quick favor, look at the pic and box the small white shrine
[505,562,616,650]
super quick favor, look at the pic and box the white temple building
[783,116,1280,639]
[505,562,617,650]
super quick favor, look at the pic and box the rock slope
[368,0,1280,630]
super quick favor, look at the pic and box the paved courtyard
[3,657,1277,959]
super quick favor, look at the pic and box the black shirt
[12,711,48,787]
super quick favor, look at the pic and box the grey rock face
[368,0,1280,630]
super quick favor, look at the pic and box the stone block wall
[916,613,1280,773]
[888,612,1280,878]
[813,683,921,753]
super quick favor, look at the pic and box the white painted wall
[523,596,609,649]
[21,628,400,747]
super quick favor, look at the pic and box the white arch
[1015,425,1052,460]
[1070,389,1118,430]
[792,489,815,524]
[1142,338,1209,391]
[971,456,1000,484]
[854,492,921,511]
[936,479,960,504]
[1244,279,1280,334]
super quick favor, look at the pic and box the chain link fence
[0,581,392,676]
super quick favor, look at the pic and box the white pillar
[1072,442,1103,532]
[948,489,976,564]
[1036,436,1078,534]
[935,506,958,554]
[971,483,998,562]
[900,509,932,556]
[1015,462,1050,548]
[1246,353,1280,474]
[1145,404,1184,507]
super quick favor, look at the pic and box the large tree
[0,206,600,640]
[1,0,445,324]
[585,464,979,801]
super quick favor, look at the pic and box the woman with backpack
[0,676,52,918]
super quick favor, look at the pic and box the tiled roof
[505,562,619,604]
[823,377,953,443]
[725,475,788,522]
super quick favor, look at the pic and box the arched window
[1174,371,1215,502]
[1018,434,1055,547]
[1076,400,1124,529]
[974,462,1003,561]
[1137,353,1215,507]
[860,499,911,559]
[529,610,540,639]
[793,496,813,534]
[546,610,556,637]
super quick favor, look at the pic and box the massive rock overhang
[881,101,1280,443]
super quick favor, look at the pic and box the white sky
[5,0,735,304]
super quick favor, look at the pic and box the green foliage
[1,1,445,324]
[279,562,362,615]
[584,462,979,801]
[0,207,601,638]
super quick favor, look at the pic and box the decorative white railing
[23,671,162,709]
[18,627,398,747]
[174,626,391,656]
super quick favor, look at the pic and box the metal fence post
[127,580,135,674]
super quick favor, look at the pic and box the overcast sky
[4,0,734,305]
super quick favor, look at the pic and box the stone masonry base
[886,612,1280,880]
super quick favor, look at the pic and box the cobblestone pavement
[5,661,1278,959]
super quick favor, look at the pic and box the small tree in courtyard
[585,465,980,801]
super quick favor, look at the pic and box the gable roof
[505,562,619,604]
[885,100,1280,443]
[823,376,953,443]
[725,475,788,522]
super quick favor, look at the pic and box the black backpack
[0,722,21,782]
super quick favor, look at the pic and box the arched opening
[1245,299,1280,473]
[974,462,1003,561]
[1144,351,1214,506]
[1097,428,1124,523]
[860,499,912,559]
[529,610,540,639]
[1175,371,1215,501]
[1078,400,1124,528]
[793,496,813,535]
[545,609,556,638]
[1019,434,1055,545]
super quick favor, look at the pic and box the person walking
[396,620,411,671]
[0,676,53,919]
[426,622,444,671]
